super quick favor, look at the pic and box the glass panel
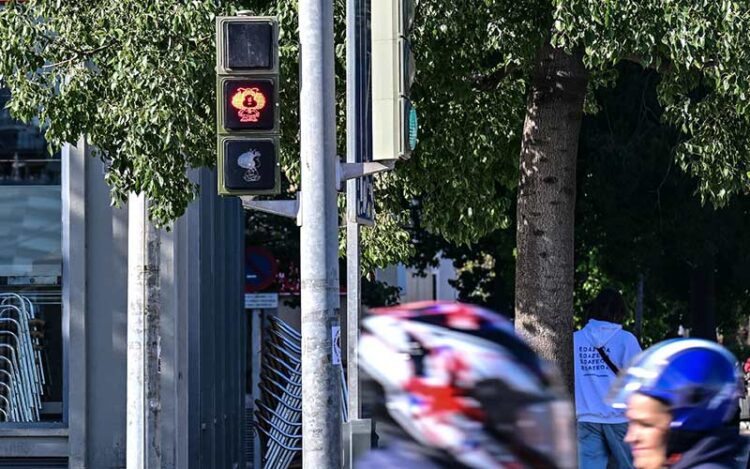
[0,88,63,423]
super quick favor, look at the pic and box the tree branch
[42,42,116,69]
[624,54,672,73]
[470,63,520,91]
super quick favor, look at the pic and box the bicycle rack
[253,316,349,468]
[0,294,47,422]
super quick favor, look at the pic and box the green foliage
[576,63,750,345]
[399,0,541,244]
[405,61,750,347]
[2,0,749,279]
[274,0,539,265]
[361,276,401,308]
[404,0,750,248]
[406,198,516,315]
[553,0,750,205]
[0,0,226,226]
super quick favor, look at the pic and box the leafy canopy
[554,0,750,205]
[376,0,750,248]
[0,0,748,259]
[0,1,220,225]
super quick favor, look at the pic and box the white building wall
[435,257,458,301]
[377,255,459,304]
[0,142,246,469]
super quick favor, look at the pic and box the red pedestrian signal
[231,87,267,122]
[222,78,275,131]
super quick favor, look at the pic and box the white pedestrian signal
[221,139,278,192]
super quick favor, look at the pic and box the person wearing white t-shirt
[574,288,642,468]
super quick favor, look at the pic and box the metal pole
[299,0,342,466]
[127,193,162,468]
[344,2,377,465]
[345,227,361,420]
[251,309,263,469]
[345,0,362,423]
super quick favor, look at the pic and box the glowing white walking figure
[237,148,262,182]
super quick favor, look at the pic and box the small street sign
[332,325,341,365]
[245,293,279,309]
[355,175,374,224]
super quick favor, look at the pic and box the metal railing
[253,316,348,468]
[0,294,46,422]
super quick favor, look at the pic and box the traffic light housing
[216,16,280,195]
[372,0,418,161]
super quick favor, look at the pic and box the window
[0,88,63,423]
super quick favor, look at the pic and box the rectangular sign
[345,1,375,225]
[245,292,279,309]
[355,175,374,225]
[332,325,341,365]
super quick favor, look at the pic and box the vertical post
[345,2,376,466]
[299,0,342,466]
[345,228,361,419]
[62,139,87,468]
[251,309,263,469]
[346,0,362,424]
[127,193,162,468]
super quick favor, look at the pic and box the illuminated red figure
[230,87,267,123]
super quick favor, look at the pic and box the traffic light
[216,16,280,195]
[372,0,418,161]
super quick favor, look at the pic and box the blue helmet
[608,338,741,431]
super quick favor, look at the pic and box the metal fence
[0,293,46,422]
[253,316,348,468]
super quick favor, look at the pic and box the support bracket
[240,192,302,226]
[336,160,395,191]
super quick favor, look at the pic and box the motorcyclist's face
[624,394,671,469]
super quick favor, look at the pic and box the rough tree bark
[515,43,588,390]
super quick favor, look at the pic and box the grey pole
[345,0,363,423]
[299,0,342,466]
[345,217,361,418]
[126,193,162,468]
[251,309,263,469]
[344,1,379,465]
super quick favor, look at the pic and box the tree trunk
[515,43,588,390]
